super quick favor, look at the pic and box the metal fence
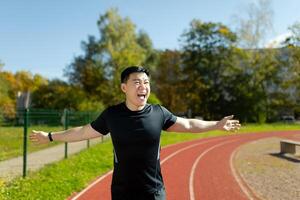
[0,108,104,179]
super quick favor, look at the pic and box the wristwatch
[48,132,53,142]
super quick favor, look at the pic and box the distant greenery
[1,123,300,200]
[238,123,300,133]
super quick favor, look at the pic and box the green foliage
[0,60,4,70]
[0,70,49,122]
[0,112,4,125]
[226,48,283,122]
[258,112,267,124]
[0,72,15,121]
[32,80,85,110]
[77,100,105,112]
[65,8,155,107]
[152,50,188,113]
[281,22,300,118]
[180,20,238,119]
[147,93,161,105]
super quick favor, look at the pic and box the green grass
[161,122,300,146]
[239,122,300,132]
[0,139,114,200]
[0,123,299,200]
[0,126,64,161]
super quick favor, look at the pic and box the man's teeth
[138,95,146,99]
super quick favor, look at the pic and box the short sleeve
[160,106,177,130]
[90,108,110,135]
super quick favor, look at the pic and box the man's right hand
[30,130,50,145]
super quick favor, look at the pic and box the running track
[69,131,299,200]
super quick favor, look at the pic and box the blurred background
[1,0,300,124]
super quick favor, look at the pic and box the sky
[0,0,300,80]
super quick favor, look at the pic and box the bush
[0,112,3,125]
[78,100,105,112]
[148,93,161,104]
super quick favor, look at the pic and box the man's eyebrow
[131,78,150,81]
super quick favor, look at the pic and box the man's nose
[139,83,147,89]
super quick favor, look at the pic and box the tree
[136,30,160,71]
[232,0,280,122]
[152,50,187,113]
[233,0,274,49]
[0,62,11,123]
[280,21,300,118]
[0,71,16,121]
[65,8,156,106]
[0,70,49,122]
[32,79,85,110]
[180,20,238,119]
[0,60,4,71]
[65,36,107,98]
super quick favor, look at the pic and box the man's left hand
[216,115,241,132]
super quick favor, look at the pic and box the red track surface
[69,131,299,200]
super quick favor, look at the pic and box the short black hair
[121,66,150,83]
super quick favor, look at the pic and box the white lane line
[160,137,224,164]
[71,136,226,200]
[71,170,113,200]
[189,139,237,200]
[230,145,258,200]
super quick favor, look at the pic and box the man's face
[121,72,150,108]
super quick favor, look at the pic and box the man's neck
[125,100,145,111]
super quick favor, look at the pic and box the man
[30,66,241,200]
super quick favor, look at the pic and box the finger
[29,136,37,140]
[224,115,234,120]
[29,134,37,138]
[230,123,240,128]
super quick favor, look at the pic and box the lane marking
[189,139,237,200]
[72,131,297,199]
[71,170,112,200]
[230,142,262,200]
[71,136,232,200]
[160,137,224,164]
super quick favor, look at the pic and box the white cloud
[264,32,293,48]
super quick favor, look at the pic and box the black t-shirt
[90,102,177,194]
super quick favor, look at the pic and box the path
[0,137,103,181]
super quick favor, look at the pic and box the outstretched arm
[166,115,240,133]
[30,124,102,144]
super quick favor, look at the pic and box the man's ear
[121,83,126,93]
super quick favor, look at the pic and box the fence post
[64,109,69,159]
[23,108,29,178]
[87,112,90,148]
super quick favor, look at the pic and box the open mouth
[137,94,146,100]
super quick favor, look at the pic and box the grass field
[0,123,299,199]
[0,126,64,161]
